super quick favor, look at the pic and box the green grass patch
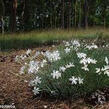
[0,28,109,50]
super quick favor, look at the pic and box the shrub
[16,39,109,99]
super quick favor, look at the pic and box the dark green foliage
[0,0,109,32]
[35,42,109,99]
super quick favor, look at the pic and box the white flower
[20,55,26,60]
[29,77,41,86]
[51,90,56,95]
[103,65,109,71]
[106,44,109,47]
[35,51,40,57]
[72,40,80,47]
[104,70,109,76]
[28,61,39,74]
[69,76,78,85]
[51,70,61,79]
[101,65,109,76]
[80,58,88,65]
[26,49,31,55]
[34,76,41,85]
[77,52,87,59]
[64,47,71,53]
[44,105,47,109]
[33,87,40,95]
[70,40,80,51]
[96,65,109,76]
[81,65,89,71]
[59,66,66,72]
[20,66,25,74]
[15,55,19,62]
[78,77,84,84]
[66,62,75,68]
[69,76,84,85]
[96,68,101,73]
[40,59,47,67]
[42,59,47,63]
[80,57,97,65]
[86,44,98,50]
[64,41,70,47]
[44,50,61,62]
[105,57,109,65]
[87,58,97,64]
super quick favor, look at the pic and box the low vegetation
[15,38,109,101]
[0,28,109,50]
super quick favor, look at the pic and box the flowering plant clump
[16,39,109,99]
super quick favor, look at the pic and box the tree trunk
[103,5,106,29]
[0,0,5,34]
[68,1,71,29]
[24,0,30,30]
[103,17,106,28]
[50,14,53,29]
[74,0,77,27]
[78,1,81,28]
[9,0,17,32]
[84,0,88,29]
[21,0,25,30]
[0,16,4,34]
[62,0,64,29]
